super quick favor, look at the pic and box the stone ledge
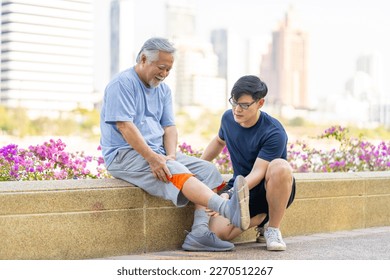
[1,172,390,259]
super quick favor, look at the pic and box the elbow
[164,125,178,136]
[116,121,124,130]
[116,121,130,134]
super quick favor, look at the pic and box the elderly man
[99,37,250,252]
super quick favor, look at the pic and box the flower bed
[0,139,109,181]
[288,126,390,172]
[180,125,390,173]
[1,126,390,181]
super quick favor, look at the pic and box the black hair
[231,75,268,100]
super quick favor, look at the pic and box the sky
[96,0,390,106]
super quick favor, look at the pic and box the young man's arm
[245,157,269,190]
[201,135,226,161]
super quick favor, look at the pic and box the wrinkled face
[139,51,174,88]
[231,94,264,127]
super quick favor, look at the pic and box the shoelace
[185,230,217,242]
[266,228,282,243]
[205,231,217,242]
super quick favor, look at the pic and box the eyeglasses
[229,97,258,110]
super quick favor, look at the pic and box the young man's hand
[205,192,229,217]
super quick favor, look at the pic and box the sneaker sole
[182,237,234,252]
[256,236,266,243]
[182,244,234,252]
[235,175,250,231]
[266,245,286,251]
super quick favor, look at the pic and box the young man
[99,37,250,252]
[200,75,296,251]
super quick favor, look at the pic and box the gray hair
[135,37,176,63]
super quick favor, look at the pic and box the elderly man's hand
[146,153,172,183]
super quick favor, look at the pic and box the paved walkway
[103,226,390,260]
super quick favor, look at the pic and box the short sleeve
[103,78,137,124]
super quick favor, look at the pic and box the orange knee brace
[168,173,194,190]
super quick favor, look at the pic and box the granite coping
[1,171,390,259]
[0,178,132,192]
[2,171,390,191]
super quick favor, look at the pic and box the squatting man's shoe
[255,221,269,243]
[256,226,266,243]
[264,227,286,251]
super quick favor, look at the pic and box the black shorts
[226,176,296,225]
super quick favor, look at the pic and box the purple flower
[0,139,112,181]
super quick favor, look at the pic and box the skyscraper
[165,1,226,111]
[345,52,387,126]
[110,0,135,78]
[210,29,248,105]
[165,0,196,40]
[0,0,97,118]
[173,37,226,110]
[356,53,384,96]
[260,6,309,110]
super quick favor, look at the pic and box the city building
[210,28,249,106]
[173,37,226,110]
[312,52,389,128]
[344,53,387,127]
[0,0,98,118]
[260,6,309,112]
[109,0,135,78]
[165,0,196,40]
[165,1,226,111]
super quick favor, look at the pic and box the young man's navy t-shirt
[218,109,288,186]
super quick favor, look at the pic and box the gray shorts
[107,149,224,207]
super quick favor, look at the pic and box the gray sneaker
[255,226,266,243]
[256,221,269,243]
[182,231,234,251]
[227,175,250,231]
[264,227,286,251]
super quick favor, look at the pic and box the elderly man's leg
[180,174,234,251]
[209,213,267,241]
[180,176,250,231]
[166,155,250,251]
[182,176,250,251]
[182,204,235,251]
[179,175,250,233]
[263,159,293,251]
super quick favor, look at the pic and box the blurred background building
[0,0,99,118]
[110,0,135,78]
[0,0,389,128]
[260,6,309,114]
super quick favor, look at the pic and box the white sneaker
[264,227,286,251]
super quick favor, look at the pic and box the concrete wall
[1,172,390,260]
